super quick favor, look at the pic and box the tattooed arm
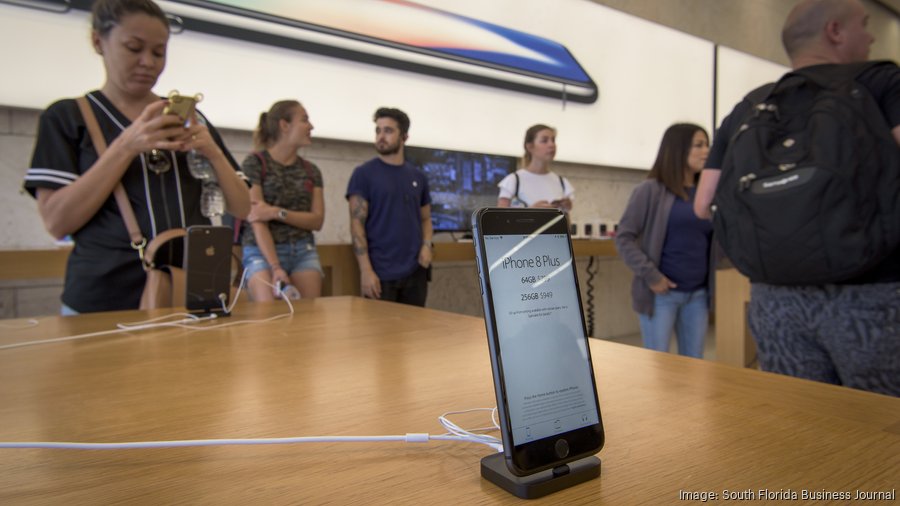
[349,194,381,299]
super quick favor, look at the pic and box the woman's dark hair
[373,107,410,136]
[253,100,302,149]
[522,124,556,165]
[92,0,169,37]
[647,123,708,200]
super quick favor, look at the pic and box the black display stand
[480,453,601,499]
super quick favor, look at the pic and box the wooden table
[0,297,897,504]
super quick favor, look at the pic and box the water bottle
[186,116,217,182]
[275,280,301,300]
[187,150,217,181]
[200,182,225,218]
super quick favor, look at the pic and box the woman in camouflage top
[240,100,325,301]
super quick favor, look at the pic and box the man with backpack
[694,0,900,396]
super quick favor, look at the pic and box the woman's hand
[650,276,677,295]
[115,100,190,157]
[551,198,573,212]
[179,114,221,159]
[247,200,279,223]
[531,200,554,208]
[271,265,291,287]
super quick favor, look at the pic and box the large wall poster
[150,0,599,104]
[0,0,715,169]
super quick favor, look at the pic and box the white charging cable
[0,319,39,329]
[0,265,294,351]
[0,408,502,452]
[438,408,502,451]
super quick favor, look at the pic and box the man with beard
[346,107,433,306]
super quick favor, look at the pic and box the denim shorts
[242,237,324,278]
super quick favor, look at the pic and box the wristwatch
[278,208,288,221]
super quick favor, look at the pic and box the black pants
[379,265,429,307]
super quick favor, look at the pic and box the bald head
[781,0,872,65]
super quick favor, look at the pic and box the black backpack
[712,61,900,285]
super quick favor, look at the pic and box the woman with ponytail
[239,100,325,301]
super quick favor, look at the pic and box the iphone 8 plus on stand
[472,208,603,476]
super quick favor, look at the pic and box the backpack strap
[252,151,268,181]
[513,172,522,205]
[790,60,892,90]
[511,171,565,205]
[299,156,315,193]
[743,82,777,108]
[513,172,519,199]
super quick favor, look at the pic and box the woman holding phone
[497,124,574,211]
[615,123,713,358]
[239,100,325,301]
[22,0,250,314]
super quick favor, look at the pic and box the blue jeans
[638,289,708,358]
[242,237,324,278]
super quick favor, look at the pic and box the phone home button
[554,438,570,459]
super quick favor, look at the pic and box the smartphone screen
[148,0,597,102]
[184,225,233,314]
[473,208,603,475]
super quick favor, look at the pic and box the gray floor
[603,325,716,361]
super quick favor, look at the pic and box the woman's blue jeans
[638,288,708,358]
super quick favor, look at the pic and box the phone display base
[188,308,231,318]
[480,452,601,499]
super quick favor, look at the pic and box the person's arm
[418,204,433,268]
[183,118,250,219]
[497,197,512,207]
[36,100,186,239]
[247,184,289,287]
[893,124,900,146]
[694,168,720,220]
[254,187,325,231]
[349,194,380,299]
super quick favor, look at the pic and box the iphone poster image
[142,0,598,102]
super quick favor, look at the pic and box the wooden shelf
[0,240,619,298]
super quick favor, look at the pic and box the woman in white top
[497,124,574,211]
